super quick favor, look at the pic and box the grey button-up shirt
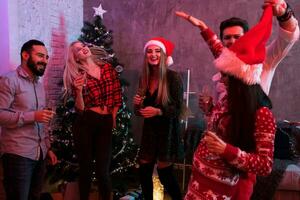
[0,66,50,160]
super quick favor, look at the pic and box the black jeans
[2,153,46,200]
[73,110,113,200]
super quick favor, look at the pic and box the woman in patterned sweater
[176,5,277,200]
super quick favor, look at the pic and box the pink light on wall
[0,0,10,75]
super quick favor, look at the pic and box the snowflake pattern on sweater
[185,107,276,200]
[184,17,300,199]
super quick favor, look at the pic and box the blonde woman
[133,37,183,200]
[63,41,122,200]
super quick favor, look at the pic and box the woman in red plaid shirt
[63,41,122,200]
[133,37,184,200]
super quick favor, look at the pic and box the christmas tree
[48,7,139,193]
[47,98,79,184]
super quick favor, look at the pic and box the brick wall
[7,0,83,98]
[44,15,67,106]
[6,0,83,109]
[0,1,83,198]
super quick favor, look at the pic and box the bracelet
[187,15,191,21]
[277,3,295,22]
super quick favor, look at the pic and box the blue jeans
[2,153,46,200]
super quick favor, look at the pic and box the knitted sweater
[185,107,276,200]
[197,24,298,200]
[185,27,278,200]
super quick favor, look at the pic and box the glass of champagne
[46,100,56,131]
[136,87,146,111]
[201,85,211,104]
[200,85,213,115]
[80,71,88,95]
[46,100,56,112]
[201,86,219,160]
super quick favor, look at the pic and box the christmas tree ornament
[115,65,124,73]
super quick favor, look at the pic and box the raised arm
[175,11,208,31]
[261,0,299,95]
[176,11,224,58]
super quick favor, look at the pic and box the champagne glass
[200,86,219,160]
[46,100,56,112]
[46,100,56,132]
[136,87,146,108]
[200,85,217,131]
[80,71,89,95]
[199,85,213,117]
[201,85,211,104]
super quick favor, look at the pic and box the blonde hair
[63,41,108,97]
[140,49,170,107]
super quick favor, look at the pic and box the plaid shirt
[81,63,122,111]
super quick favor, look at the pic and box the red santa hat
[214,5,273,85]
[144,37,174,66]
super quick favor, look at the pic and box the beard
[27,56,47,76]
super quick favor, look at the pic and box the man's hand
[47,150,58,165]
[34,110,55,123]
[263,0,287,17]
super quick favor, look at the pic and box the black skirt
[139,115,183,162]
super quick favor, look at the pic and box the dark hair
[219,17,249,39]
[20,39,45,60]
[226,76,272,152]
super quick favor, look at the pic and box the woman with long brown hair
[133,37,183,200]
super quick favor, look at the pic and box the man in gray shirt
[0,39,57,200]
